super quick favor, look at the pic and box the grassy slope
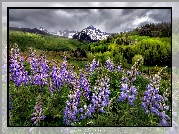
[9,30,171,80]
[9,30,89,68]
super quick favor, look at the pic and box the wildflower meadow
[8,44,171,127]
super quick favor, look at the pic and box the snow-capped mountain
[37,27,49,33]
[48,25,113,41]
[9,25,113,42]
[73,25,112,42]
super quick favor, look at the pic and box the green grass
[9,30,88,53]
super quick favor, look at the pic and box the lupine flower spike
[118,58,142,106]
[31,95,46,126]
[141,66,170,126]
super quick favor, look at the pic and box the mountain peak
[89,25,94,27]
[87,25,95,29]
[38,27,45,30]
[38,27,49,33]
[73,25,112,42]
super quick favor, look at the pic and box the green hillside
[8,23,172,78]
[9,30,89,52]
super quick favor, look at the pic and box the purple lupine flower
[49,63,58,93]
[117,58,143,106]
[141,68,171,126]
[31,97,46,126]
[79,72,91,100]
[74,74,110,122]
[118,83,138,106]
[9,101,13,110]
[118,72,138,106]
[91,75,111,113]
[116,63,122,73]
[59,56,69,81]
[89,58,97,75]
[161,118,169,126]
[63,75,81,126]
[106,57,114,72]
[67,66,75,84]
[9,46,29,87]
[28,53,50,92]
[50,57,69,93]
[78,104,95,120]
[121,76,129,83]
[121,83,128,91]
[127,58,143,82]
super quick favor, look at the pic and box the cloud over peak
[7,6,171,33]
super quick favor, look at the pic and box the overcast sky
[2,2,175,33]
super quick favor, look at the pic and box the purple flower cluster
[31,97,46,125]
[60,56,69,80]
[28,51,39,75]
[78,104,95,120]
[28,53,50,92]
[50,63,60,92]
[10,44,24,62]
[9,46,29,87]
[91,75,111,113]
[89,58,97,75]
[126,62,141,82]
[63,75,81,126]
[75,75,111,122]
[118,84,138,106]
[67,66,76,83]
[106,57,114,72]
[116,63,122,73]
[50,57,68,92]
[79,72,91,100]
[141,71,170,126]
[117,58,142,106]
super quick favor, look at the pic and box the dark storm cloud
[147,9,171,22]
[7,4,171,33]
[121,9,136,16]
[139,21,154,28]
[100,9,153,32]
[9,9,58,31]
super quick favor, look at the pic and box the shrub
[113,52,128,66]
[132,54,144,65]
